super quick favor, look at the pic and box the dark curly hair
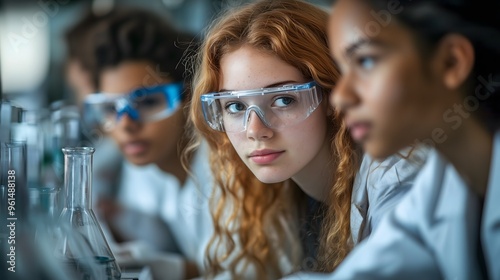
[90,7,196,98]
[64,10,99,67]
[64,9,115,88]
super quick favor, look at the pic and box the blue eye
[226,102,246,114]
[358,56,377,70]
[273,96,295,108]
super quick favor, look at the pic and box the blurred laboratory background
[0,0,331,107]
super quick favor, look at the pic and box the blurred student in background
[188,0,428,278]
[63,9,122,199]
[83,7,213,279]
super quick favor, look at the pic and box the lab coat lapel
[429,156,482,279]
[351,156,369,244]
[482,131,500,280]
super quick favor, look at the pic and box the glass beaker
[56,147,121,280]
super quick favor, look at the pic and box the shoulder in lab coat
[351,145,430,244]
[283,130,500,280]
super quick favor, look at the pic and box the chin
[126,155,153,166]
[252,168,289,184]
[255,176,285,184]
[364,141,402,161]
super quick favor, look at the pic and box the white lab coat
[283,131,500,280]
[351,146,429,244]
[211,147,429,279]
[100,142,214,280]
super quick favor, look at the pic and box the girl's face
[328,0,453,159]
[100,61,185,168]
[219,45,329,184]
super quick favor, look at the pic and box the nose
[115,113,141,133]
[330,73,359,114]
[245,111,274,140]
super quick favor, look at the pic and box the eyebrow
[344,38,386,59]
[219,80,300,92]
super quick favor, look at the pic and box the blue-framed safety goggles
[84,82,183,131]
[200,81,322,133]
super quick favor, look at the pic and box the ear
[434,34,475,90]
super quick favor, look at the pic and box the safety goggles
[84,82,183,131]
[200,81,322,133]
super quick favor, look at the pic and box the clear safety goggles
[84,82,183,131]
[200,81,322,133]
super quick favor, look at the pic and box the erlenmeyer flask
[57,147,121,280]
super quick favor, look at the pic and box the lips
[248,149,285,164]
[348,122,372,142]
[122,140,150,156]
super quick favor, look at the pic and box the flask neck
[63,147,94,209]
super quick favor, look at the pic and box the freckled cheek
[226,133,247,158]
[290,114,327,149]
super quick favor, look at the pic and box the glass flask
[56,147,121,280]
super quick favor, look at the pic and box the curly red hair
[184,0,359,277]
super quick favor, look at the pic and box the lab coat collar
[482,130,500,280]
